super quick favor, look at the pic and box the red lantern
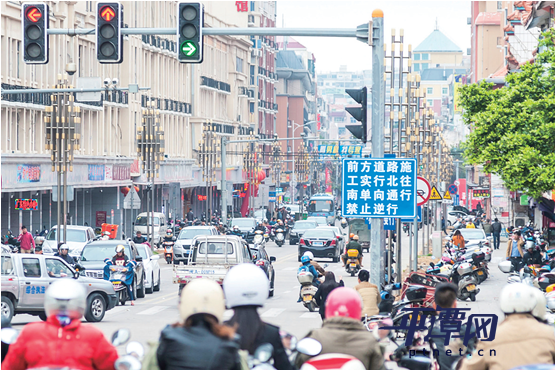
[121,187,130,196]
[257,170,266,183]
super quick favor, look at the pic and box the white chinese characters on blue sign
[342,158,417,218]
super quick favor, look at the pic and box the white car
[307,216,328,227]
[446,211,468,226]
[137,243,161,294]
[174,226,219,263]
[42,225,96,257]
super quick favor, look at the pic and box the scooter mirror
[126,341,145,360]
[114,356,142,370]
[111,328,131,347]
[254,343,274,363]
[296,338,322,356]
[1,328,19,345]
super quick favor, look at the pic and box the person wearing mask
[17,226,35,254]
[3,279,118,370]
[354,270,381,320]
[506,229,525,272]
[482,219,493,238]
[315,271,344,320]
[133,231,147,244]
[112,245,130,266]
[342,235,363,267]
[491,218,502,250]
[300,251,326,276]
[54,244,77,266]
[224,264,294,370]
[155,279,241,370]
[452,229,465,250]
[110,245,135,306]
[460,283,555,370]
[429,283,476,370]
[296,287,385,370]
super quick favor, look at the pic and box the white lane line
[283,291,292,294]
[300,312,321,319]
[282,267,298,271]
[293,285,299,289]
[261,308,285,318]
[137,306,170,315]
[106,306,130,315]
[223,309,234,320]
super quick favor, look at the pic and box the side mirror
[111,328,131,346]
[74,263,86,272]
[1,328,20,345]
[270,256,276,262]
[135,256,143,262]
[172,236,177,241]
[132,222,135,226]
[296,338,322,356]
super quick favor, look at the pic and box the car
[133,212,169,247]
[253,209,266,223]
[458,228,491,248]
[136,243,161,294]
[42,225,96,257]
[174,226,219,263]
[79,240,147,299]
[289,220,318,245]
[307,216,328,227]
[298,228,342,262]
[447,211,469,227]
[284,204,300,215]
[230,218,258,243]
[317,226,346,254]
[448,206,471,215]
[250,244,276,297]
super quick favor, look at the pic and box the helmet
[166,229,172,235]
[179,278,225,323]
[115,245,125,253]
[103,231,111,236]
[526,239,535,250]
[325,287,362,320]
[44,279,87,320]
[301,255,310,264]
[349,233,355,239]
[531,287,547,321]
[59,244,69,251]
[499,283,537,314]
[223,263,269,308]
[303,251,314,260]
[263,218,268,222]
[353,235,359,240]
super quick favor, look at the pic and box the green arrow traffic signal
[180,41,197,56]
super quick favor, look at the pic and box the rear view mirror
[296,338,322,356]
[270,256,276,262]
[111,328,131,346]
[135,256,143,262]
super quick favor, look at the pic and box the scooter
[275,228,285,247]
[340,218,348,229]
[297,270,319,312]
[345,249,361,277]
[104,259,137,306]
[163,238,175,264]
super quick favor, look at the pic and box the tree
[458,28,555,198]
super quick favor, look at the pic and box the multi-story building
[1,1,277,236]
[413,28,463,73]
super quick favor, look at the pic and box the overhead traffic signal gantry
[22,3,49,64]
[96,2,123,63]
[177,2,204,63]
[345,87,368,143]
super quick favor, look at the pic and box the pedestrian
[314,271,344,320]
[483,219,493,238]
[506,229,524,272]
[17,226,35,254]
[441,216,447,235]
[491,218,502,250]
[466,220,476,229]
[452,230,465,250]
[354,270,381,320]
[266,207,271,222]
[186,208,194,222]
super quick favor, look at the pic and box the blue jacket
[299,262,319,281]
[103,258,136,285]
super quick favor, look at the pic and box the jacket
[429,316,476,370]
[17,232,35,250]
[315,280,345,317]
[157,322,241,370]
[242,322,294,370]
[299,260,326,276]
[483,223,493,234]
[522,248,542,265]
[506,239,524,258]
[296,317,385,370]
[299,262,319,281]
[491,222,502,234]
[466,223,476,229]
[3,316,118,370]
[354,281,381,318]
[133,236,147,244]
[460,314,555,370]
[54,252,77,265]
[346,240,362,255]
[453,235,465,250]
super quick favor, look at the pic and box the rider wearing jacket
[156,279,241,370]
[299,251,326,276]
[133,231,147,244]
[54,244,77,266]
[342,235,363,267]
[163,229,175,244]
[224,264,295,370]
[3,279,118,370]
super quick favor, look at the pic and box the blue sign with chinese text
[318,145,364,157]
[401,206,422,223]
[342,158,417,218]
[88,164,105,181]
[384,217,396,230]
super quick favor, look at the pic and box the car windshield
[179,228,212,240]
[460,230,486,239]
[303,229,335,239]
[46,229,87,242]
[81,244,130,261]
[307,217,327,225]
[135,216,159,226]
[232,219,255,227]
[137,246,148,259]
[293,221,318,230]
[308,199,334,212]
[198,242,234,254]
[286,205,300,213]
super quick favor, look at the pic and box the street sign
[384,217,396,231]
[429,186,442,200]
[401,206,422,223]
[442,199,454,204]
[448,184,458,195]
[443,190,452,200]
[454,180,460,186]
[454,194,460,206]
[123,186,141,209]
[269,191,276,203]
[342,158,417,218]
[52,186,74,202]
[416,176,431,206]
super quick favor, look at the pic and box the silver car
[174,226,219,263]
[42,225,96,257]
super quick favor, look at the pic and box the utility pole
[199,121,219,219]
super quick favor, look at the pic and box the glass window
[46,258,73,278]
[231,219,256,228]
[82,245,130,261]
[22,258,41,277]
[178,228,212,240]
[421,63,429,70]
[135,216,160,226]
[427,99,434,107]
[427,87,433,95]
[414,53,421,61]
[414,64,420,72]
[1,256,14,275]
[308,200,334,212]
[199,242,234,255]
[46,229,87,242]
[236,57,243,73]
[421,53,430,60]
[442,87,448,95]
[302,229,335,239]
[137,246,148,259]
[292,221,318,231]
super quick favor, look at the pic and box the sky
[276,1,472,73]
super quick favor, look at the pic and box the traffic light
[96,2,123,63]
[177,2,204,63]
[22,3,49,64]
[345,87,368,143]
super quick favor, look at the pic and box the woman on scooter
[110,245,135,306]
[315,271,344,320]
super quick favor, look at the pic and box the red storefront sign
[15,199,38,210]
[113,165,131,181]
[235,1,248,12]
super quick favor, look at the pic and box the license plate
[350,263,356,267]
[112,281,121,285]
[466,284,476,291]
[477,271,484,275]
[303,296,312,302]
[313,242,323,246]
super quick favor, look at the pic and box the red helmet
[325,287,362,320]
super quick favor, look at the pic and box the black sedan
[250,244,276,297]
[289,221,318,245]
[298,229,342,263]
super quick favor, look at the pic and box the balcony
[140,95,191,114]
[1,83,52,106]
[238,86,249,96]
[201,76,231,93]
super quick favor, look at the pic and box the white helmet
[499,283,537,314]
[44,279,87,320]
[303,251,314,260]
[179,279,225,323]
[531,287,547,322]
[223,263,269,308]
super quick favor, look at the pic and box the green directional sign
[180,40,197,57]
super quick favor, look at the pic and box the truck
[172,235,255,294]
[1,251,118,324]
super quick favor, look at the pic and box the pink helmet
[325,287,362,320]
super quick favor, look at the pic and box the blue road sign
[448,184,458,195]
[401,206,422,223]
[342,158,417,218]
[454,194,460,206]
[384,217,396,230]
[269,191,276,203]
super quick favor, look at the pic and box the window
[250,102,255,113]
[427,99,434,107]
[427,87,433,95]
[46,258,73,278]
[414,64,420,72]
[421,53,430,60]
[442,87,448,95]
[249,1,255,11]
[414,53,421,61]
[1,256,14,275]
[338,127,346,135]
[199,242,234,254]
[421,63,429,70]
[22,258,41,277]
[497,1,503,10]
[236,57,243,73]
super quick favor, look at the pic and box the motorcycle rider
[522,240,543,266]
[111,245,135,305]
[229,225,243,237]
[224,263,294,370]
[299,251,326,276]
[297,255,321,303]
[133,231,147,244]
[460,283,555,370]
[506,229,525,272]
[342,234,363,267]
[3,279,118,370]
[54,244,77,266]
[155,279,241,370]
[295,287,385,370]
[163,229,175,244]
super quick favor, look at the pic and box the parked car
[79,240,147,299]
[289,221,318,245]
[174,226,219,264]
[298,228,342,262]
[448,206,471,215]
[458,228,492,248]
[136,243,161,294]
[317,226,346,254]
[306,216,328,227]
[133,212,168,247]
[250,244,276,297]
[1,251,117,323]
[42,225,96,257]
[447,211,469,227]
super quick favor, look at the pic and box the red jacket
[17,232,35,250]
[3,316,118,370]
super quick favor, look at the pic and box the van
[133,212,167,246]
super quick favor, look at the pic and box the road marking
[273,252,298,265]
[139,290,178,305]
[300,312,321,319]
[261,308,285,318]
[137,306,169,315]
[106,306,130,316]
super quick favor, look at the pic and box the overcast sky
[276,1,471,73]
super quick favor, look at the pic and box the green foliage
[458,28,555,198]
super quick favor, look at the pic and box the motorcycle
[345,249,361,277]
[340,218,347,229]
[162,238,175,264]
[297,270,319,312]
[3,231,20,253]
[253,230,266,248]
[104,259,137,306]
[275,228,285,247]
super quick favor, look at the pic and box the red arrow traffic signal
[26,7,42,22]
[100,6,115,21]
